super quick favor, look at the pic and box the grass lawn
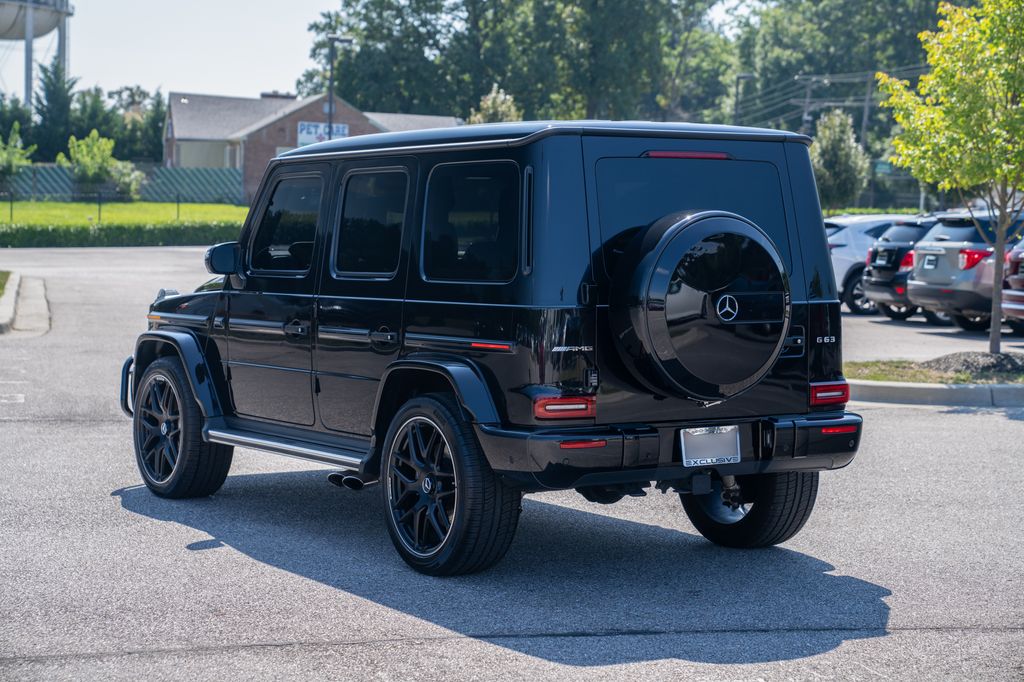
[0,271,7,297]
[0,201,249,226]
[844,360,1024,384]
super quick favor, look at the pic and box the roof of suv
[279,120,811,159]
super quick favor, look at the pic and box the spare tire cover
[610,210,791,402]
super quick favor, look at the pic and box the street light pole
[732,73,755,126]
[325,35,354,141]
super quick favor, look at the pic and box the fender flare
[372,356,501,427]
[132,330,225,418]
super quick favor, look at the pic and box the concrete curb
[849,378,1024,407]
[0,271,20,333]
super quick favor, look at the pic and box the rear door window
[334,170,407,277]
[594,157,790,275]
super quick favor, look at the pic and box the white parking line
[0,394,25,403]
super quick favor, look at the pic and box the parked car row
[828,211,1024,333]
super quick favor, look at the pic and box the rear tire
[681,472,818,548]
[380,394,521,576]
[842,270,876,315]
[922,309,952,326]
[877,303,916,321]
[951,313,990,332]
[1008,319,1024,336]
[132,357,233,499]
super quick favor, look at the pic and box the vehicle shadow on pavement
[113,471,891,667]
[939,406,1024,421]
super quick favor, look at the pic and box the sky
[0,0,338,101]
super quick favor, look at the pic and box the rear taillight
[533,395,596,419]
[899,251,914,272]
[810,381,850,406]
[958,248,991,270]
[865,248,875,265]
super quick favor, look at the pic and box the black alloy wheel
[386,416,458,558]
[381,394,521,575]
[877,303,917,321]
[132,357,233,498]
[135,373,182,484]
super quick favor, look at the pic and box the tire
[380,394,521,576]
[1008,319,1024,336]
[132,356,233,498]
[681,472,818,548]
[842,269,876,315]
[922,309,952,326]
[877,303,916,321]
[951,313,990,332]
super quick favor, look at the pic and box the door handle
[369,330,398,344]
[284,320,309,337]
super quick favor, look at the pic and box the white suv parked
[825,214,912,314]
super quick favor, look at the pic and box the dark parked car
[862,215,950,325]
[908,212,1023,332]
[1001,241,1024,333]
[120,121,862,575]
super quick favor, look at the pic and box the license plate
[875,252,889,265]
[680,425,741,467]
[923,255,938,269]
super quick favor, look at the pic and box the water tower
[0,0,73,107]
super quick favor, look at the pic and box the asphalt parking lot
[1,247,1022,680]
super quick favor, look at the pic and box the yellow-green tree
[878,0,1024,353]
[468,83,523,124]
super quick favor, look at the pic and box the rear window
[879,224,929,243]
[824,222,845,237]
[595,158,791,274]
[921,221,997,243]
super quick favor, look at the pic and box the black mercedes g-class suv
[120,121,861,575]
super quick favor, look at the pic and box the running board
[204,425,368,471]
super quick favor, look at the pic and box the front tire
[951,313,990,332]
[681,472,818,548]
[132,357,233,498]
[380,394,521,576]
[877,303,916,321]
[922,309,952,326]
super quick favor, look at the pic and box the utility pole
[24,1,34,108]
[799,80,813,135]
[325,35,354,141]
[732,73,754,125]
[859,77,873,145]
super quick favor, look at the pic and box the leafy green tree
[0,122,35,190]
[0,94,32,151]
[56,129,117,186]
[111,160,145,199]
[878,0,1024,354]
[468,83,523,123]
[810,109,870,211]
[140,90,167,162]
[654,0,731,122]
[71,86,123,143]
[34,57,78,161]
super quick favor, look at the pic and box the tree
[0,122,35,190]
[71,86,123,143]
[34,57,78,161]
[878,0,1024,354]
[809,109,869,211]
[0,94,32,152]
[468,83,523,123]
[56,129,117,186]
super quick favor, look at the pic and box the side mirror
[205,241,241,275]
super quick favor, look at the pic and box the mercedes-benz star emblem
[716,294,739,322]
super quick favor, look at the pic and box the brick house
[164,92,461,201]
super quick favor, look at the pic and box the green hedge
[0,222,244,247]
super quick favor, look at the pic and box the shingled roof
[167,92,302,141]
[364,112,463,132]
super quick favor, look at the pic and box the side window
[335,171,407,276]
[250,175,322,273]
[423,161,519,282]
[866,224,890,239]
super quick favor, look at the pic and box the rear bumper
[476,412,862,492]
[863,273,911,306]
[907,281,990,315]
[1003,288,1024,320]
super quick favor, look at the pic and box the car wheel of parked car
[132,357,233,498]
[922,310,952,326]
[842,270,876,315]
[950,314,990,332]
[877,303,917,320]
[681,472,818,548]
[380,394,522,576]
[1007,319,1024,336]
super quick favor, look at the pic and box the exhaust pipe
[327,472,369,491]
